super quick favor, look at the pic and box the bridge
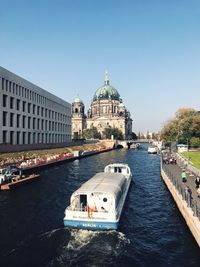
[115,139,149,148]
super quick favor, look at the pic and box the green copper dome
[73,96,83,104]
[92,73,121,101]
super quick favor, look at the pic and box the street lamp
[187,138,189,166]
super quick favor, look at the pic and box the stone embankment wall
[161,168,200,247]
[0,140,100,153]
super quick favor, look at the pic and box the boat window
[80,194,87,211]
[103,198,107,202]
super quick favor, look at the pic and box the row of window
[2,111,71,132]
[2,130,70,145]
[2,77,46,105]
[2,94,69,122]
[90,105,120,115]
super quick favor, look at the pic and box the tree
[131,132,137,140]
[160,108,200,144]
[82,127,101,139]
[103,127,123,140]
[190,137,200,148]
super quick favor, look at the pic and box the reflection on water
[0,145,200,267]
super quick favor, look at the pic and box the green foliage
[190,137,200,148]
[82,127,101,139]
[131,132,137,140]
[103,127,123,140]
[160,108,200,144]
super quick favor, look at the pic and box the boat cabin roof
[72,172,126,197]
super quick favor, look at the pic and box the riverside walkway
[161,154,200,246]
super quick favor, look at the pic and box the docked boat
[147,146,158,154]
[63,163,132,230]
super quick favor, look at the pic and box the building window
[10,131,14,145]
[9,81,12,92]
[3,111,7,126]
[37,118,40,129]
[28,103,31,113]
[41,107,44,117]
[10,113,14,127]
[22,115,26,128]
[22,101,26,112]
[41,119,44,130]
[2,78,4,90]
[22,132,26,144]
[33,104,36,114]
[33,132,36,144]
[16,99,20,110]
[17,114,20,128]
[3,131,7,143]
[10,97,14,109]
[5,80,8,91]
[28,117,31,128]
[28,132,31,144]
[38,133,40,143]
[33,118,36,129]
[37,106,40,116]
[17,131,20,144]
[12,83,15,94]
[3,94,8,107]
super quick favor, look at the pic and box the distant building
[0,66,71,145]
[72,73,132,139]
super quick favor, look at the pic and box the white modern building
[0,66,71,145]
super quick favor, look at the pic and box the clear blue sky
[1,0,200,134]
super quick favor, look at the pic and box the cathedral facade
[72,73,132,140]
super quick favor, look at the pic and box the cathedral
[72,73,133,140]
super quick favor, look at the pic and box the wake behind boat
[63,163,132,230]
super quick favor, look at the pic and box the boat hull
[63,218,118,230]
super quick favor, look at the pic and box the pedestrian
[195,176,200,188]
[187,187,192,207]
[181,170,187,183]
[185,186,192,207]
[197,187,200,198]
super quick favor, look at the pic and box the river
[0,144,200,267]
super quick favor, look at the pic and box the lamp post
[187,138,189,166]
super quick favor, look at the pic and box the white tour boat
[63,163,132,230]
[147,146,158,154]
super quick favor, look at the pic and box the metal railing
[162,163,200,221]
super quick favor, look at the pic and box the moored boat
[147,146,158,154]
[63,163,132,230]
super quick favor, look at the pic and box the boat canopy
[72,172,126,198]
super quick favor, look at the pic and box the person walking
[195,176,200,188]
[185,186,192,207]
[181,170,187,183]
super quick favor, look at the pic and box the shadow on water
[1,145,200,267]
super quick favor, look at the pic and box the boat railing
[66,205,113,213]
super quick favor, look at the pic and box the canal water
[0,144,200,267]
